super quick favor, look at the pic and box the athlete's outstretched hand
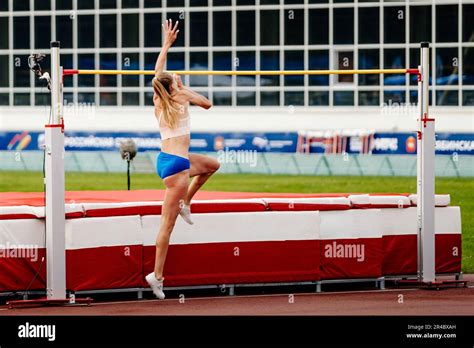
[155,19,179,73]
[163,19,179,48]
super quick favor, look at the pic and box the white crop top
[157,102,191,140]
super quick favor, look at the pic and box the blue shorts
[156,151,190,179]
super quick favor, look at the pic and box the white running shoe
[145,273,165,300]
[179,200,194,225]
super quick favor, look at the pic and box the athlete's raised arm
[155,19,179,76]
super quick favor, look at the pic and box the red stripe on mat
[143,240,321,287]
[0,190,411,207]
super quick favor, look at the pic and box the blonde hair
[153,73,180,129]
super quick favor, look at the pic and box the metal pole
[45,41,66,299]
[417,42,436,283]
[127,160,131,191]
[416,63,423,281]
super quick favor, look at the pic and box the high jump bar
[63,68,419,76]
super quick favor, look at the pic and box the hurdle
[43,41,434,301]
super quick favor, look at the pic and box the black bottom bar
[0,316,472,346]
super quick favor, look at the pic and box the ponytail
[153,73,180,129]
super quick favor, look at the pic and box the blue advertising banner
[368,133,474,155]
[0,131,298,153]
[312,132,474,155]
[358,133,418,155]
[434,133,474,155]
[0,130,472,155]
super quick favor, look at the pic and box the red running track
[1,278,473,316]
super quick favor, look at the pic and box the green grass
[1,171,472,273]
